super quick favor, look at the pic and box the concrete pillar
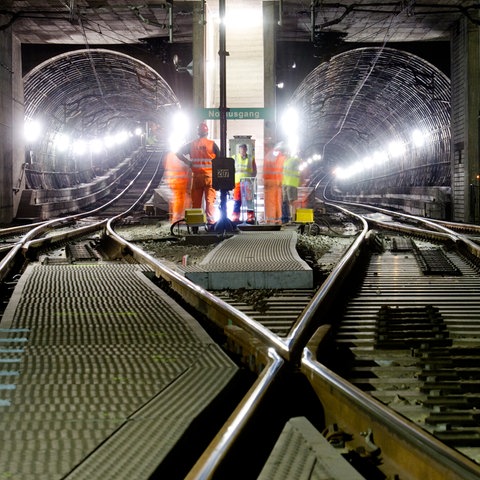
[223,1,265,155]
[263,1,277,155]
[192,1,206,109]
[198,2,269,152]
[0,13,13,224]
[451,16,480,223]
[12,36,25,219]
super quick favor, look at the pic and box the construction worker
[282,150,301,223]
[176,122,220,228]
[232,143,257,223]
[263,145,284,224]
[163,151,191,223]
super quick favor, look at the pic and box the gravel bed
[114,221,357,277]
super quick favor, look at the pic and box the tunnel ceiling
[23,49,180,150]
[290,47,450,176]
[11,2,459,177]
[6,1,476,45]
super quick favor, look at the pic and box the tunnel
[23,46,450,180]
[23,48,181,174]
[21,45,452,218]
[286,47,451,198]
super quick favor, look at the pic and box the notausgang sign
[197,108,271,120]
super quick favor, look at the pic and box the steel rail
[0,149,159,281]
[430,218,480,235]
[7,165,480,478]
[285,201,368,359]
[0,148,149,237]
[364,215,458,241]
[185,348,284,480]
[301,342,480,480]
[0,218,69,282]
[322,183,480,260]
[104,220,291,359]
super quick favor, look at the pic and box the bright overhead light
[412,129,427,147]
[90,138,103,154]
[54,133,69,152]
[281,107,299,134]
[169,110,190,151]
[103,135,114,148]
[373,150,387,164]
[363,156,374,169]
[24,119,42,143]
[73,140,86,156]
[334,166,348,179]
[115,131,128,144]
[388,141,405,158]
[281,107,300,155]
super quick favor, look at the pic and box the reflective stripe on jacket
[234,154,255,183]
[164,152,190,182]
[282,155,300,187]
[190,137,216,173]
[263,151,284,182]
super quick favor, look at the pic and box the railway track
[323,220,480,463]
[1,165,480,478]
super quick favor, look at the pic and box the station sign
[197,108,272,120]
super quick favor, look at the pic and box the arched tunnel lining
[289,47,451,189]
[23,48,180,169]
[23,46,451,192]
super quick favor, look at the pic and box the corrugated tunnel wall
[23,49,181,174]
[287,46,453,219]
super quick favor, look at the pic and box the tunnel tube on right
[287,47,451,219]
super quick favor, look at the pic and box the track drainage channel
[414,246,462,275]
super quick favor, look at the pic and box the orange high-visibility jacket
[164,152,189,186]
[263,150,284,182]
[189,137,217,174]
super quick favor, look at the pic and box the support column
[263,1,277,155]
[12,35,25,219]
[0,13,14,224]
[451,15,480,223]
[192,1,206,110]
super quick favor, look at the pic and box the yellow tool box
[185,208,206,225]
[295,208,314,223]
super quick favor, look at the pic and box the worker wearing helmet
[176,122,220,227]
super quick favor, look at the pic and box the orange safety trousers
[264,179,283,224]
[263,149,284,224]
[164,152,191,223]
[233,182,242,202]
[168,182,190,223]
[191,172,216,224]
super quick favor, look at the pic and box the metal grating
[0,263,238,479]
[258,417,366,480]
[375,305,452,349]
[414,247,462,276]
[199,231,311,272]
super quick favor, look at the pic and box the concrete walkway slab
[183,230,313,290]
